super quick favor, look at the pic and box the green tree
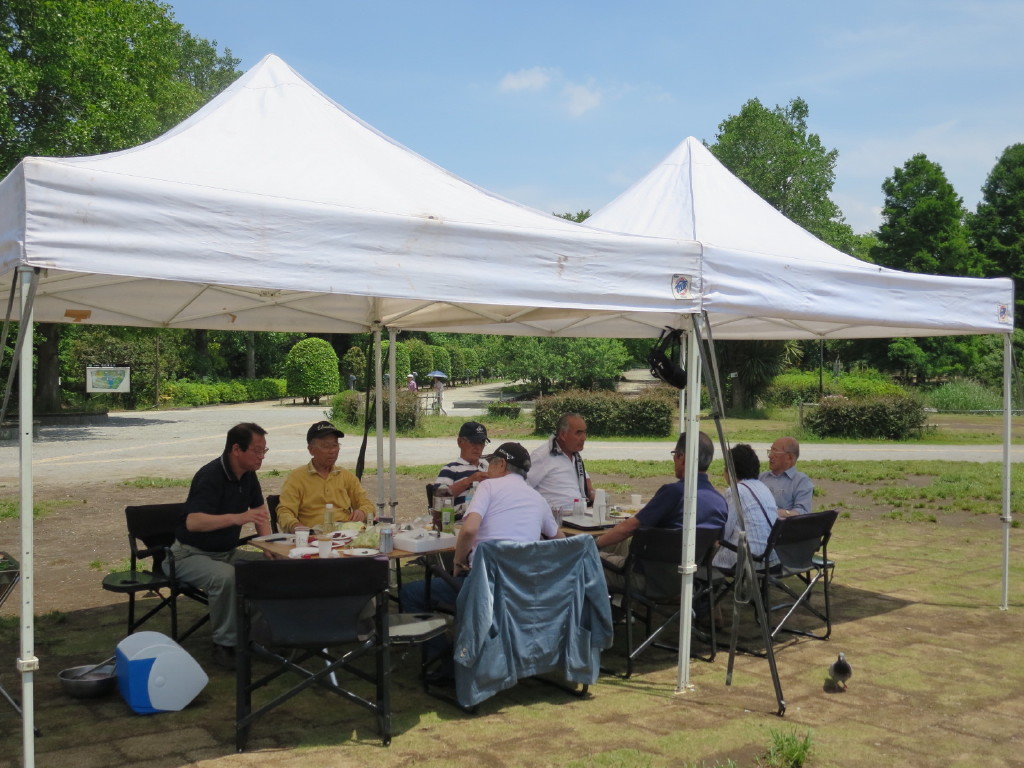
[283,337,339,403]
[556,210,591,222]
[710,97,854,250]
[870,154,988,382]
[404,338,434,380]
[429,345,452,379]
[1,0,240,410]
[970,143,1024,327]
[341,345,367,390]
[872,153,987,276]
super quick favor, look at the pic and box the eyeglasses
[670,451,682,458]
[249,447,270,457]
[766,449,786,457]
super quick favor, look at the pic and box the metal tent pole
[1001,332,1013,611]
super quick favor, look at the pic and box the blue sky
[167,0,1023,235]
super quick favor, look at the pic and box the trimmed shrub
[381,389,419,432]
[533,390,673,437]
[244,378,286,401]
[326,390,362,426]
[487,401,522,419]
[765,370,904,407]
[803,394,926,440]
[283,337,340,402]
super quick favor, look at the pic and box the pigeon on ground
[828,652,852,690]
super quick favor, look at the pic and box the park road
[0,398,1018,487]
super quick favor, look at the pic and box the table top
[248,534,452,561]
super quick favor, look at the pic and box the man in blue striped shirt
[434,421,491,508]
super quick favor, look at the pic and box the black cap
[458,421,490,444]
[306,420,344,443]
[484,442,531,472]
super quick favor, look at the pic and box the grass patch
[121,476,190,488]
[0,498,66,520]
[761,729,813,768]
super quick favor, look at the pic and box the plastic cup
[630,494,642,508]
[316,535,332,558]
[294,526,310,545]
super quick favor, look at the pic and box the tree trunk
[35,323,62,413]
[245,331,256,378]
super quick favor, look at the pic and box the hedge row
[160,378,286,407]
[765,371,906,407]
[533,390,674,438]
[803,394,926,440]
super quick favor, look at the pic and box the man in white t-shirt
[528,412,594,510]
[452,442,563,575]
[399,442,561,611]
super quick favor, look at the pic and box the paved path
[0,393,1017,486]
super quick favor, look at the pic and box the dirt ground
[1,466,1022,768]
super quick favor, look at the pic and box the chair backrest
[236,558,388,647]
[266,494,280,533]
[764,509,838,571]
[627,526,720,600]
[425,483,435,509]
[124,503,185,571]
[454,535,613,707]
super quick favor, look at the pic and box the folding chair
[453,536,614,709]
[234,557,392,750]
[266,494,280,533]
[603,526,720,677]
[101,503,209,642]
[757,509,838,640]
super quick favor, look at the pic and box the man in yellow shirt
[275,421,373,533]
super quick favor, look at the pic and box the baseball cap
[484,442,531,472]
[458,421,490,444]
[306,420,344,443]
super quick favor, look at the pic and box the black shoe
[212,644,236,670]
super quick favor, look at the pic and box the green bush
[326,390,362,426]
[765,370,904,407]
[381,389,419,432]
[925,379,1003,411]
[283,337,340,402]
[244,378,286,400]
[487,401,522,419]
[803,394,926,440]
[533,390,673,437]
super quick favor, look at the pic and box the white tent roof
[0,54,702,339]
[586,137,1014,339]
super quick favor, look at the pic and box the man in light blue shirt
[759,436,813,517]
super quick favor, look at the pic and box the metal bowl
[58,663,117,699]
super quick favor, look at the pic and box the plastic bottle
[323,503,334,534]
[432,484,452,533]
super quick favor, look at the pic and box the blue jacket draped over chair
[453,535,613,707]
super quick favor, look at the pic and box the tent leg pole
[373,326,384,522]
[675,317,701,692]
[1001,333,1012,611]
[19,267,38,767]
[386,328,398,523]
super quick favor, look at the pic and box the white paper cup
[630,494,642,508]
[317,536,332,558]
[294,526,310,545]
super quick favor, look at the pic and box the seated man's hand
[349,508,368,523]
[239,507,269,527]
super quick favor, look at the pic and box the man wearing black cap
[434,421,491,509]
[275,421,373,534]
[400,442,562,616]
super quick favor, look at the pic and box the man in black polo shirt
[169,422,272,669]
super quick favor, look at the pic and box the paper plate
[288,546,319,559]
[345,548,380,557]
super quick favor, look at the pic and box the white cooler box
[393,530,457,553]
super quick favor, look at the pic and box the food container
[393,530,456,553]
[58,662,117,698]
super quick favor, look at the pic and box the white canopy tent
[0,55,1014,761]
[586,136,1015,690]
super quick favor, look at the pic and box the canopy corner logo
[998,304,1011,324]
[671,274,692,299]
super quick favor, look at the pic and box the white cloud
[562,82,602,117]
[499,67,552,92]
